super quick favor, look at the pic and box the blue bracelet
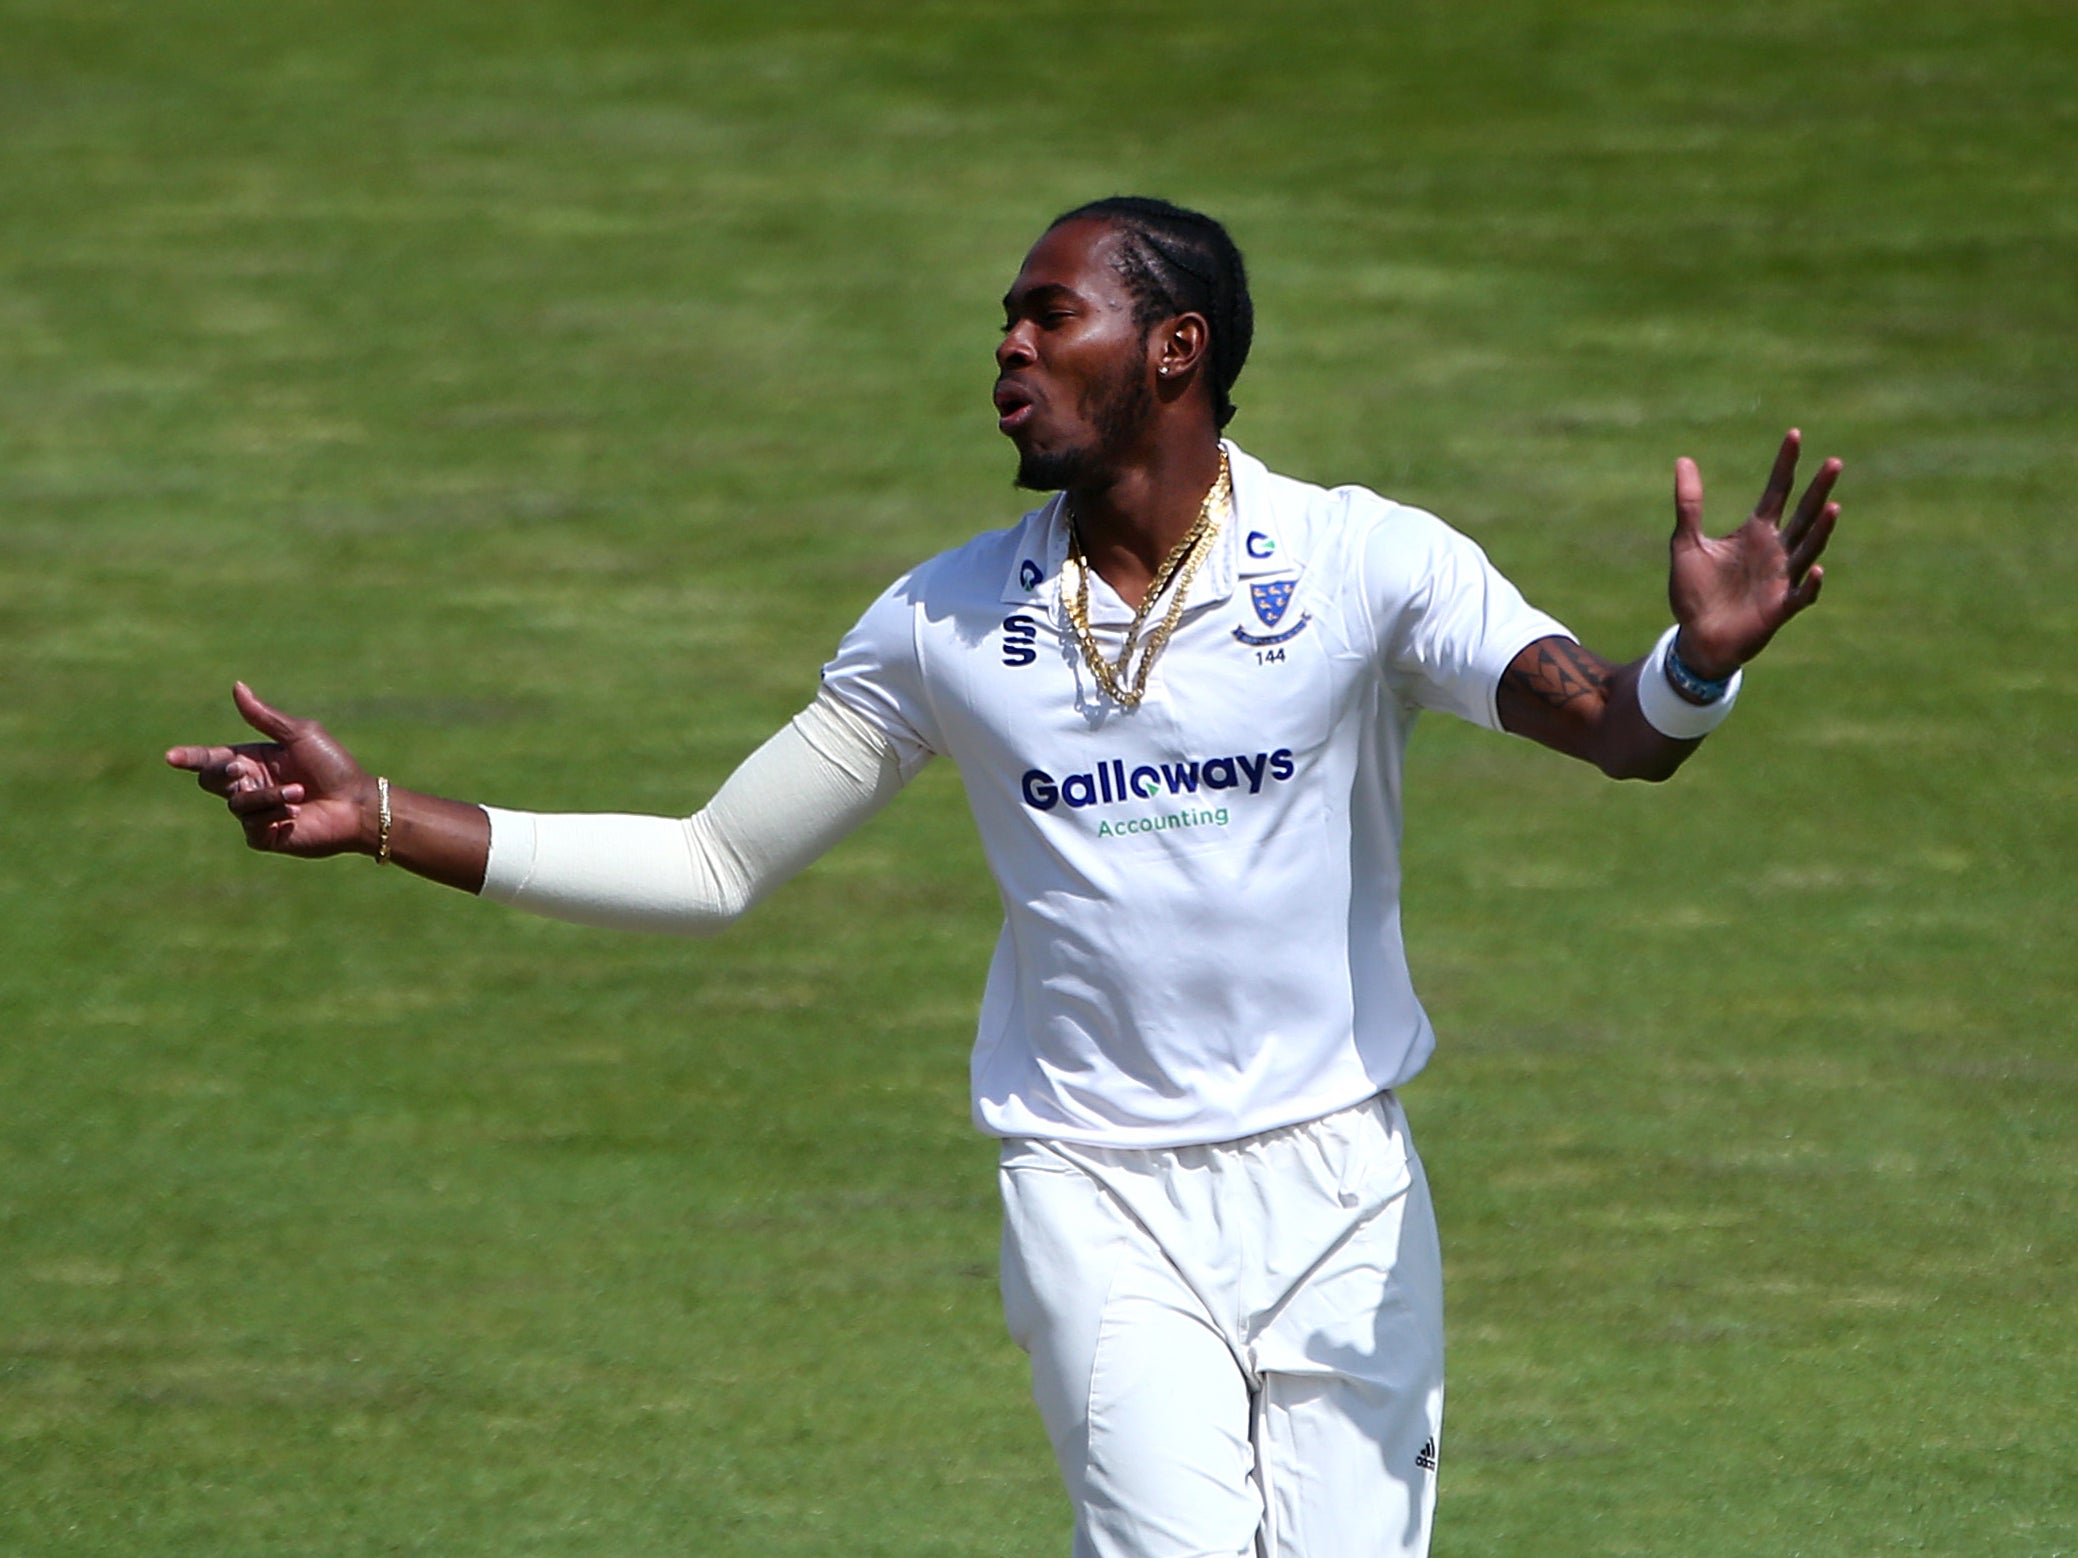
[1664,636,1734,706]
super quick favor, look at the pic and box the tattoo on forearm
[1506,639,1617,712]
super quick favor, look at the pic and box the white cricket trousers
[998,1093,1444,1558]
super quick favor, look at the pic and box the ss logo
[1001,614,1040,667]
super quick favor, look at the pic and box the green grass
[3,1,2073,1553]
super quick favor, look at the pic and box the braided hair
[1051,196,1254,429]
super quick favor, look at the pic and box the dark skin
[168,214,1842,875]
[995,218,1228,606]
[995,217,1841,781]
[1498,433,1840,779]
[165,681,490,890]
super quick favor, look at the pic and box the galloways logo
[1021,748,1296,813]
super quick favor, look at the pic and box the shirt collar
[998,492,1070,607]
[996,440,1268,617]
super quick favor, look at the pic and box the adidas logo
[1415,1437,1438,1472]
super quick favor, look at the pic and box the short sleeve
[819,572,943,777]
[1361,501,1572,731]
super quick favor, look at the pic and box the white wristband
[1636,625,1741,740]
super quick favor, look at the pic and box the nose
[997,322,1037,372]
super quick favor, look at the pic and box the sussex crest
[1250,579,1297,628]
[1234,577,1311,647]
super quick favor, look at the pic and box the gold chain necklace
[1064,449,1230,709]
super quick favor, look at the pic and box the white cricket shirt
[821,443,1569,1148]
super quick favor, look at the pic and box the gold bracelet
[375,775,393,866]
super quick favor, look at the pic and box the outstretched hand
[1669,429,1841,679]
[165,683,376,857]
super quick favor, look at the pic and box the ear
[1152,312,1211,383]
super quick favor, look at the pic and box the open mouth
[994,382,1036,435]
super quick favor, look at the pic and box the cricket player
[169,197,1841,1557]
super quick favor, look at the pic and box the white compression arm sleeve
[478,689,912,934]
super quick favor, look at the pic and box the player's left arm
[1496,429,1841,781]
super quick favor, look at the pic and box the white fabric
[478,690,906,933]
[1636,623,1743,739]
[999,1092,1444,1558]
[820,441,1570,1148]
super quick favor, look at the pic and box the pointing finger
[166,744,241,771]
[174,743,284,797]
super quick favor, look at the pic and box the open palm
[1669,430,1841,679]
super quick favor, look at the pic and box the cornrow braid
[1051,196,1254,429]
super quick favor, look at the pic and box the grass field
[3,1,2074,1553]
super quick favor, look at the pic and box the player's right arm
[165,682,492,889]
[165,682,909,933]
